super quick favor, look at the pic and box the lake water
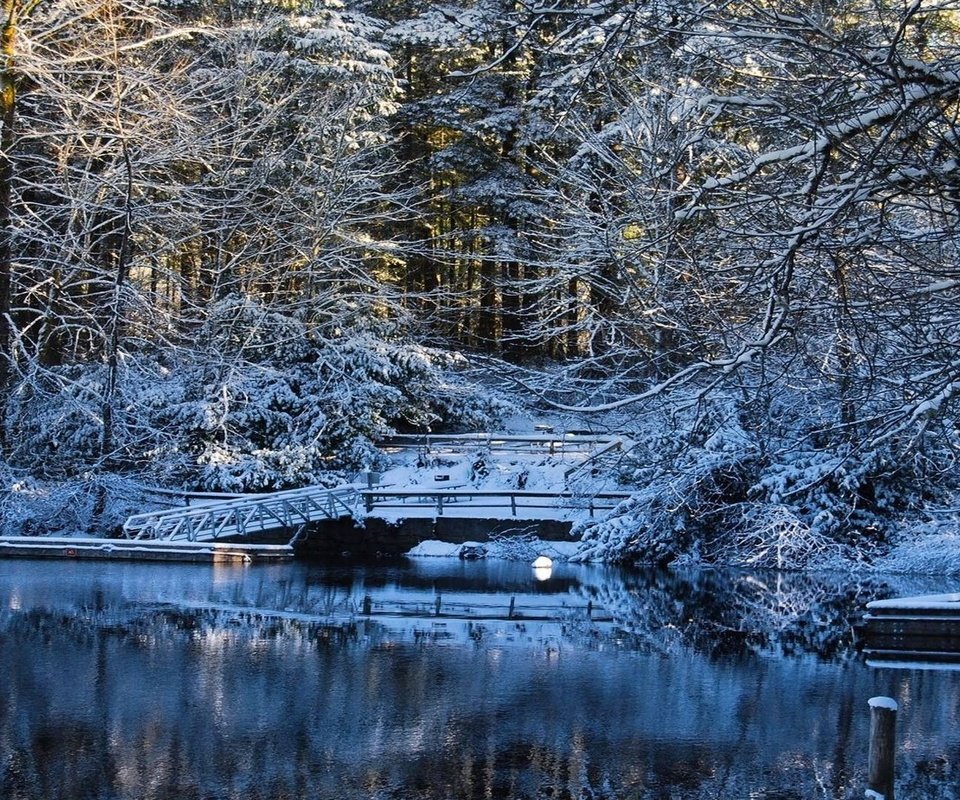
[1,558,958,800]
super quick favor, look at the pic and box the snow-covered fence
[562,438,624,481]
[378,433,619,456]
[123,486,360,542]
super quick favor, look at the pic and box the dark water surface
[1,558,958,800]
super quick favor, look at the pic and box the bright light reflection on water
[0,558,958,799]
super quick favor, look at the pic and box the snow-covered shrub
[3,297,504,492]
[874,513,960,575]
[573,399,760,564]
[148,334,504,490]
[0,471,155,537]
[721,505,858,571]
[573,388,946,568]
[573,447,757,564]
[153,302,503,490]
[0,461,26,536]
[746,443,918,546]
[4,366,107,475]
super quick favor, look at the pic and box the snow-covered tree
[1,0,487,488]
[561,0,960,563]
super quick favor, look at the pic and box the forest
[2,0,960,568]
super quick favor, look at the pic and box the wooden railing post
[867,696,897,800]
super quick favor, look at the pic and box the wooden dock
[862,593,960,668]
[0,536,294,564]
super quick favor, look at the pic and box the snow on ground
[873,521,960,575]
[366,431,628,526]
[364,427,632,560]
[375,438,610,494]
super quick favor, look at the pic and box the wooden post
[868,696,897,800]
[508,596,515,619]
[365,492,373,513]
[510,494,517,516]
[434,594,442,616]
[362,595,372,616]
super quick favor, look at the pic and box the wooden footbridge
[121,432,627,544]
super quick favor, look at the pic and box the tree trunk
[100,151,133,459]
[0,0,17,451]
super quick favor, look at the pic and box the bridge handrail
[358,488,632,518]
[360,489,632,499]
[126,486,359,520]
[123,486,361,536]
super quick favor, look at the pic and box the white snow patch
[406,538,579,561]
[406,540,471,558]
[868,696,898,711]
[874,524,960,576]
[867,593,960,610]
[867,659,960,672]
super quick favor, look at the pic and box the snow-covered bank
[6,406,960,577]
[406,538,579,562]
[872,519,960,576]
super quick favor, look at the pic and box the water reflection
[0,560,957,799]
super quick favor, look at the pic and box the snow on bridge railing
[123,485,361,542]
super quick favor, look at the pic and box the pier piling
[867,696,897,800]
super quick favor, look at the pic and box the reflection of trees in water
[0,565,888,662]
[0,560,928,663]
[0,604,875,799]
[575,568,916,661]
[2,566,960,800]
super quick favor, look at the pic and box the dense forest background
[3,0,960,565]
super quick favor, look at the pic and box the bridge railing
[359,489,632,518]
[123,486,361,541]
[136,486,247,509]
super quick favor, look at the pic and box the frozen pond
[1,558,958,799]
